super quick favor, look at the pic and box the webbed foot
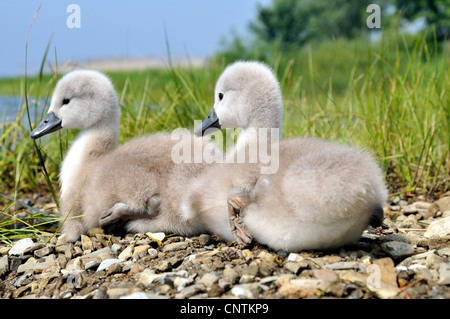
[99,203,135,233]
[227,189,253,248]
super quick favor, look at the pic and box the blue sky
[0,0,271,77]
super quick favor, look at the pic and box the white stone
[424,216,450,238]
[438,263,450,285]
[8,238,35,256]
[96,258,124,272]
[231,285,254,299]
[145,232,166,245]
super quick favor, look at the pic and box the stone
[118,244,134,260]
[174,277,194,292]
[0,255,9,276]
[239,274,255,284]
[199,234,212,246]
[120,292,168,299]
[178,284,205,298]
[313,269,338,284]
[81,247,114,260]
[107,287,131,299]
[231,284,260,299]
[133,244,150,258]
[223,266,239,284]
[290,278,326,290]
[0,246,11,255]
[372,258,398,286]
[34,246,53,258]
[162,241,188,253]
[145,232,166,246]
[436,197,450,212]
[323,261,361,270]
[277,277,320,298]
[260,276,280,285]
[64,257,83,273]
[16,254,56,274]
[425,253,445,270]
[438,263,450,285]
[111,244,122,254]
[81,235,93,252]
[97,258,124,272]
[198,272,219,288]
[85,260,101,271]
[284,261,303,274]
[424,217,450,238]
[137,270,160,287]
[147,248,158,259]
[381,241,415,258]
[8,238,36,256]
[377,233,410,244]
[339,270,400,299]
[106,262,123,276]
[88,227,104,237]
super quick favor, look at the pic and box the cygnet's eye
[218,92,224,101]
[62,98,70,105]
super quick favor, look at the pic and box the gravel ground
[1,192,449,300]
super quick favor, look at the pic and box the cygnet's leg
[227,188,253,248]
[99,194,161,233]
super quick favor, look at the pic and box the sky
[0,0,271,77]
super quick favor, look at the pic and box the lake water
[0,96,43,124]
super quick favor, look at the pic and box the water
[0,96,43,125]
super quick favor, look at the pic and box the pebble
[323,261,361,270]
[120,292,168,299]
[231,284,259,299]
[199,234,212,246]
[145,232,166,246]
[223,266,239,284]
[198,272,220,288]
[380,241,415,258]
[34,246,53,258]
[118,244,134,260]
[111,244,122,254]
[174,277,194,292]
[162,242,189,253]
[0,255,9,276]
[16,254,56,274]
[81,235,93,252]
[8,238,36,256]
[438,263,450,285]
[424,216,450,238]
[97,258,124,272]
[177,284,205,298]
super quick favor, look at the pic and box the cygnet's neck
[59,124,118,199]
[227,116,283,163]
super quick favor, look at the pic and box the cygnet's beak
[194,109,221,136]
[30,112,63,139]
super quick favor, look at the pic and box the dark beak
[194,109,221,136]
[30,112,63,139]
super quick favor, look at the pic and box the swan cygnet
[182,61,388,252]
[31,70,212,242]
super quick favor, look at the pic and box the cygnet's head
[31,70,119,139]
[195,61,283,136]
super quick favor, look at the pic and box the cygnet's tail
[369,205,384,227]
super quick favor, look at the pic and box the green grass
[0,33,448,242]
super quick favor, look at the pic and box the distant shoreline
[0,55,206,79]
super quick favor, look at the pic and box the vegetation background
[0,0,448,241]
